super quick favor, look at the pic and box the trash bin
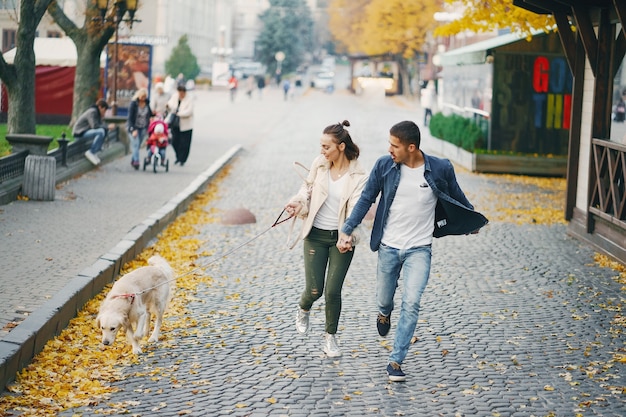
[22,155,56,201]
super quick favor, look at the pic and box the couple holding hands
[285,119,487,382]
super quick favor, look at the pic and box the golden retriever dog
[96,255,175,354]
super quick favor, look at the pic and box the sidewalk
[2,78,625,416]
[0,85,293,390]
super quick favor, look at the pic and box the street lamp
[95,0,141,115]
[210,26,232,63]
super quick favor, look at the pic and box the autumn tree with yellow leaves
[434,0,556,37]
[328,0,441,95]
[327,0,558,95]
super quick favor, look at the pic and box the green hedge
[428,113,485,152]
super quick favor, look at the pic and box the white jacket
[166,92,194,132]
[288,154,368,248]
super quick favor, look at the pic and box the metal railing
[0,127,119,184]
[0,150,28,183]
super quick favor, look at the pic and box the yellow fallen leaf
[0,174,229,416]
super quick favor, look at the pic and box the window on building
[2,29,16,53]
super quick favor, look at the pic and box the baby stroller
[143,119,170,173]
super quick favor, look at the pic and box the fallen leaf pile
[1,168,624,415]
[0,169,229,416]
[470,173,566,225]
[592,252,626,369]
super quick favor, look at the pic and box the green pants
[300,227,355,334]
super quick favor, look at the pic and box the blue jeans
[376,243,432,365]
[80,128,106,154]
[129,127,147,163]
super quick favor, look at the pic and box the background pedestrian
[72,99,111,166]
[421,82,436,127]
[257,75,266,99]
[166,84,194,166]
[127,88,154,170]
[152,82,169,118]
[228,74,238,102]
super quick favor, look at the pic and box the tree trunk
[2,0,53,134]
[397,57,410,98]
[47,1,114,124]
[8,27,36,134]
[73,39,106,123]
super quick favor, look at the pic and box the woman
[166,84,194,166]
[127,88,154,169]
[284,120,367,358]
[152,82,169,118]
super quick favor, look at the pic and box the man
[338,120,487,382]
[421,82,435,126]
[228,74,238,102]
[72,99,110,166]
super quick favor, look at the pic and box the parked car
[311,71,334,90]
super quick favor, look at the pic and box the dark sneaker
[377,313,390,336]
[387,362,406,382]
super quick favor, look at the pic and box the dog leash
[198,208,293,263]
[128,209,294,296]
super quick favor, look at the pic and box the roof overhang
[440,30,546,66]
[513,0,617,24]
[3,37,106,68]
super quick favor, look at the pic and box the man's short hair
[96,99,109,110]
[390,121,421,148]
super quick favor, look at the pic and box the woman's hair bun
[341,120,350,128]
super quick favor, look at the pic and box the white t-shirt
[382,164,437,249]
[313,173,347,230]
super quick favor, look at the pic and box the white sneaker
[84,150,100,165]
[295,308,310,334]
[323,333,341,357]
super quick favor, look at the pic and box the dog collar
[113,293,136,304]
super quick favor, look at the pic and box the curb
[0,144,243,390]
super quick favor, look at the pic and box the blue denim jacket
[341,152,488,251]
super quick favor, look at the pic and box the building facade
[0,0,331,77]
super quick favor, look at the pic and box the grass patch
[0,124,71,157]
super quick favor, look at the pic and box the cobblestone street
[59,86,625,416]
[1,74,624,416]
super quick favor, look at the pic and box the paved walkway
[1,70,625,416]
